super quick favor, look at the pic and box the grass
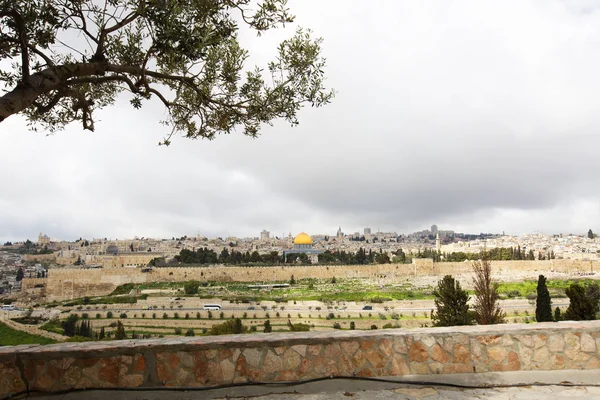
[0,322,56,346]
[497,279,594,299]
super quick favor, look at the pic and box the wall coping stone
[0,320,598,359]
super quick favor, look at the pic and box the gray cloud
[2,0,600,242]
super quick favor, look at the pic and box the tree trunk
[0,62,107,123]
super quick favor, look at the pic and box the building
[260,230,270,240]
[283,232,323,263]
[336,227,343,237]
[364,228,371,235]
[431,225,438,235]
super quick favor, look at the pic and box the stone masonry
[2,321,600,398]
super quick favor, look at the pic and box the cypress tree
[535,275,553,322]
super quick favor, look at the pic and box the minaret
[436,233,441,252]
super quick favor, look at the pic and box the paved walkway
[27,370,600,400]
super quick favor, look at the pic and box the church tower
[436,233,441,252]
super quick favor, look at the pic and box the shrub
[243,312,247,319]
[209,318,248,335]
[106,311,113,318]
[350,321,355,330]
[288,321,311,331]
[219,312,224,319]
[208,311,213,319]
[152,313,156,319]
[263,320,272,333]
[81,313,89,319]
[250,325,257,332]
[185,329,195,337]
[196,312,201,319]
[370,324,378,330]
[378,313,387,320]
[327,312,335,320]
[163,313,168,319]
[96,313,101,319]
[174,328,182,335]
[184,280,200,295]
[174,312,179,319]
[185,313,190,319]
[120,313,127,319]
[332,322,341,329]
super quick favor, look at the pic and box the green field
[0,322,56,346]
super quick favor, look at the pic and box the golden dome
[293,232,313,245]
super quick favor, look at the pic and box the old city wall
[45,259,600,302]
[20,278,47,291]
[3,321,600,397]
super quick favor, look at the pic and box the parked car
[362,305,373,311]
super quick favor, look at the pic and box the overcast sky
[2,0,600,242]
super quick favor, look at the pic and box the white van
[1,305,16,311]
[203,304,221,311]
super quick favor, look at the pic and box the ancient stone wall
[44,259,600,302]
[2,321,600,397]
[20,278,47,290]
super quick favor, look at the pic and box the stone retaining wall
[2,321,600,398]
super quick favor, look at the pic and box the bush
[185,329,195,337]
[96,313,101,319]
[174,312,179,319]
[370,324,378,330]
[106,311,113,318]
[163,313,168,319]
[332,322,341,329]
[350,321,355,330]
[152,313,156,319]
[174,328,182,335]
[184,280,200,295]
[288,320,310,331]
[263,320,272,333]
[378,313,387,320]
[250,325,257,332]
[219,312,224,319]
[119,313,127,319]
[209,318,248,335]
[208,311,213,319]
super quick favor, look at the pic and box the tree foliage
[183,280,200,295]
[564,283,600,321]
[535,274,553,322]
[114,320,126,340]
[472,258,505,325]
[209,317,248,335]
[431,275,472,327]
[0,0,334,143]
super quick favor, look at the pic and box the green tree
[61,314,79,337]
[535,275,553,322]
[185,328,195,337]
[289,274,296,285]
[184,280,200,295]
[564,283,600,321]
[0,1,333,143]
[431,275,472,327]
[114,321,126,340]
[589,229,595,239]
[16,267,24,282]
[472,259,505,325]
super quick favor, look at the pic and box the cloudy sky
[2,0,600,242]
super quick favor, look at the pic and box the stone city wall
[44,259,600,302]
[20,278,47,290]
[2,321,600,397]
